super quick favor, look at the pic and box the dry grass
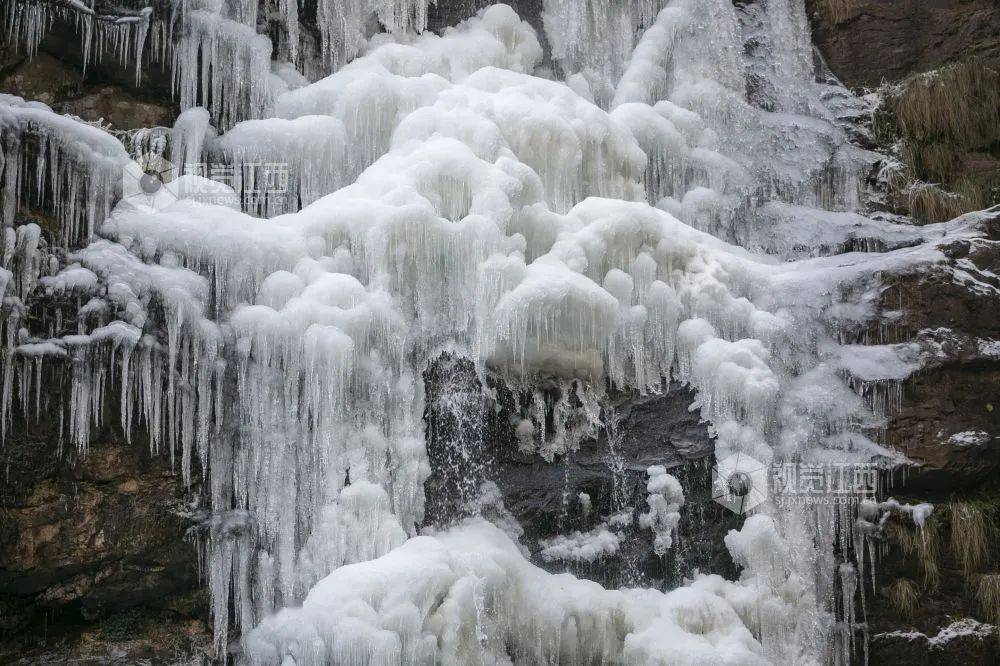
[949,503,992,577]
[895,59,1000,149]
[880,58,1000,221]
[905,181,968,224]
[954,171,1000,211]
[903,141,962,184]
[883,578,920,620]
[889,520,941,589]
[816,0,861,24]
[975,574,1000,626]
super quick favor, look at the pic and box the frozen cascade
[2,0,152,84]
[542,0,662,108]
[611,0,875,241]
[0,1,992,664]
[0,95,130,245]
[172,2,276,131]
[314,0,434,70]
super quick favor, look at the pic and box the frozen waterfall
[0,0,988,664]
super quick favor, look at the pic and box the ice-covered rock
[0,2,988,663]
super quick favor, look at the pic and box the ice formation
[859,498,935,530]
[315,0,434,69]
[2,0,152,84]
[171,2,275,130]
[543,0,662,107]
[537,523,620,563]
[638,465,684,555]
[246,518,795,665]
[2,1,992,664]
[875,618,998,648]
[0,95,130,245]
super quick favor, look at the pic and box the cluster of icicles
[2,0,151,84]
[0,0,971,664]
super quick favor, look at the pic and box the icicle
[542,0,663,108]
[2,0,152,84]
[0,97,129,246]
[314,0,369,70]
[171,107,216,173]
[172,6,275,131]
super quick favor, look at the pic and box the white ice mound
[205,5,543,216]
[537,523,621,563]
[244,519,771,666]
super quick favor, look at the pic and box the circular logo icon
[121,153,178,209]
[727,470,753,497]
[139,171,164,194]
[713,453,768,515]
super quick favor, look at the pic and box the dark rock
[0,382,208,662]
[857,211,1000,663]
[805,0,1000,89]
[56,86,174,131]
[0,40,173,131]
[869,621,1000,666]
[422,355,739,591]
[860,503,1000,666]
[876,211,1000,491]
[0,53,81,107]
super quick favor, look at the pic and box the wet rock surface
[423,356,738,591]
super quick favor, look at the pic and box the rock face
[806,0,1000,88]
[1,31,200,662]
[422,356,737,591]
[860,210,1000,666]
[860,498,1000,666]
[491,389,736,588]
[869,620,1000,666]
[0,50,174,131]
[810,9,998,653]
[880,211,1000,491]
[0,394,209,662]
